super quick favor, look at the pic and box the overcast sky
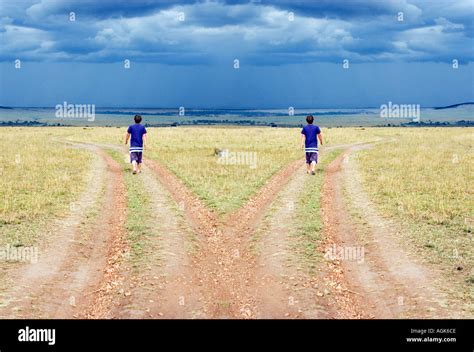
[0,0,473,108]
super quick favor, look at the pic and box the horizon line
[1,102,474,110]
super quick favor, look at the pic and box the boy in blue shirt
[125,115,147,174]
[301,115,323,175]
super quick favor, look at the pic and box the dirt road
[0,141,464,319]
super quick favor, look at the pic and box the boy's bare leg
[311,161,316,173]
[137,162,142,173]
[132,160,138,173]
[306,163,311,174]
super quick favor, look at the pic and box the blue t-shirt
[127,124,147,152]
[301,124,321,152]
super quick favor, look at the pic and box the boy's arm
[125,132,130,145]
[301,134,306,150]
[142,133,147,150]
[318,132,323,146]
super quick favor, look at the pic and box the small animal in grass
[214,148,229,157]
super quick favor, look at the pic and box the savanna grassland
[0,128,91,246]
[355,128,473,289]
[1,126,472,317]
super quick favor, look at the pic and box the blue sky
[0,0,473,108]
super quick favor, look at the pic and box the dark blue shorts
[305,152,318,164]
[130,152,143,164]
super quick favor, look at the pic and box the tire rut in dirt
[112,161,207,318]
[249,164,340,318]
[321,144,456,318]
[342,145,457,318]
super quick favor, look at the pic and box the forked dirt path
[1,137,313,319]
[206,140,460,319]
[248,162,339,318]
[57,143,208,318]
[321,143,458,318]
[88,140,465,318]
[0,143,127,318]
[242,144,365,319]
[146,157,307,318]
[112,155,207,318]
[0,138,459,319]
[144,144,360,318]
